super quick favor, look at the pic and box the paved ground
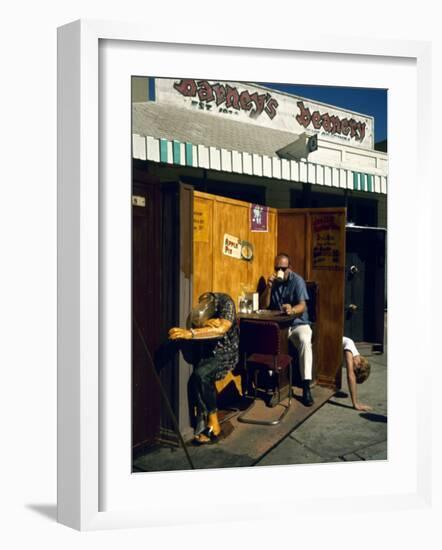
[133,384,335,472]
[256,348,387,466]
[134,348,387,471]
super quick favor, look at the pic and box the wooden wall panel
[248,209,277,293]
[278,208,346,389]
[193,195,214,305]
[277,213,308,279]
[308,209,346,388]
[193,191,277,307]
[213,197,249,302]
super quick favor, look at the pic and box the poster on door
[311,213,343,270]
[250,204,268,232]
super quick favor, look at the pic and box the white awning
[132,133,388,194]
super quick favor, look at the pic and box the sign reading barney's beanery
[152,78,374,150]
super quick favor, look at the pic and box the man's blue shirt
[270,271,310,326]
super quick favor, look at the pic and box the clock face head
[241,241,253,261]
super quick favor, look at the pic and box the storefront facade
[132,77,387,215]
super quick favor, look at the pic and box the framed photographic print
[130,75,386,472]
[57,19,432,530]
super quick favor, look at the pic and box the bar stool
[237,320,292,425]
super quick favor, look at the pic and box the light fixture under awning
[276,132,318,161]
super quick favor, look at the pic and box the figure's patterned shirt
[208,292,239,379]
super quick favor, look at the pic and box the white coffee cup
[276,269,285,281]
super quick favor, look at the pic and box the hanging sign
[250,204,268,232]
[222,233,242,259]
[132,195,146,207]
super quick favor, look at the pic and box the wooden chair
[237,320,292,426]
[306,281,318,326]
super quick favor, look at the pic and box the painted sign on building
[296,101,366,143]
[173,79,279,120]
[153,78,374,150]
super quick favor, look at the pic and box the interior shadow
[256,276,267,296]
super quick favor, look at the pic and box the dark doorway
[132,179,162,450]
[182,176,266,205]
[132,174,186,454]
[344,228,386,349]
[291,186,378,227]
[132,172,192,456]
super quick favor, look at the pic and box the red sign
[296,101,366,142]
[173,79,279,120]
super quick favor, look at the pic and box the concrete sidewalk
[133,348,387,472]
[256,349,387,466]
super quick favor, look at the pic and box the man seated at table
[168,292,239,445]
[261,253,314,406]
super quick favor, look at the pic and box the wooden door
[278,208,346,389]
[344,228,386,350]
[344,236,366,341]
[132,181,162,450]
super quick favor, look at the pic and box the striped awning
[132,134,387,194]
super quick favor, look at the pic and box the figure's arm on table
[169,319,232,340]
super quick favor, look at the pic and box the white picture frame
[57,19,433,531]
